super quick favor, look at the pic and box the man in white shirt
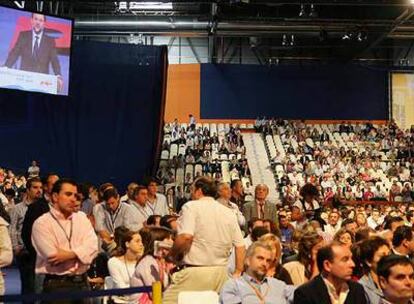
[324,211,341,238]
[129,185,152,230]
[163,176,245,304]
[146,179,169,216]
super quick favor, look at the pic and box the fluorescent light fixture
[117,2,173,10]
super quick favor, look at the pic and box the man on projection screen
[4,13,63,91]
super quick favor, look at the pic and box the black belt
[44,273,87,283]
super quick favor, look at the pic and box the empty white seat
[178,291,219,304]
[161,150,169,160]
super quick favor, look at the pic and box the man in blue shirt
[220,241,295,304]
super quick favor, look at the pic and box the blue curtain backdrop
[0,40,167,189]
[201,64,388,120]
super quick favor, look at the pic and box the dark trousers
[42,274,91,304]
[16,252,36,296]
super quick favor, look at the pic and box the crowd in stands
[0,120,413,303]
[256,119,414,206]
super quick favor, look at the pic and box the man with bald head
[242,184,278,230]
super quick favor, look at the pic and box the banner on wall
[392,73,414,130]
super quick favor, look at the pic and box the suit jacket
[21,197,50,259]
[242,200,278,228]
[5,30,61,75]
[293,275,367,304]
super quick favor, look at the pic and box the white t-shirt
[178,197,244,266]
[107,256,136,303]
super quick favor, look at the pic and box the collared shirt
[146,193,169,216]
[32,30,43,54]
[220,273,295,304]
[178,196,244,266]
[9,200,30,250]
[129,201,152,230]
[32,207,98,275]
[93,202,138,234]
[217,197,246,227]
[322,276,350,304]
[359,273,383,304]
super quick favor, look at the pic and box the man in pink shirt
[32,178,98,303]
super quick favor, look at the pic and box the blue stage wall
[200,64,388,120]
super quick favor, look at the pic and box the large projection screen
[392,73,414,130]
[0,5,73,96]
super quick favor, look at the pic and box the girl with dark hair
[130,227,174,304]
[107,227,143,304]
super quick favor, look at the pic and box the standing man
[293,241,367,304]
[146,178,169,216]
[377,255,414,304]
[230,179,245,211]
[32,178,98,303]
[217,182,246,227]
[163,176,246,304]
[9,177,43,296]
[21,173,59,295]
[4,13,63,90]
[242,184,278,228]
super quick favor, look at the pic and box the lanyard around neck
[49,211,73,249]
[242,276,269,304]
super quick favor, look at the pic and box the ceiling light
[309,4,318,18]
[299,4,306,17]
[118,2,173,11]
[282,34,288,46]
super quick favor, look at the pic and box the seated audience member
[108,227,144,304]
[284,231,324,286]
[130,227,174,303]
[279,214,295,255]
[377,255,414,304]
[384,216,405,233]
[94,187,138,252]
[244,218,265,247]
[333,228,354,247]
[146,178,169,216]
[258,233,293,284]
[341,218,358,236]
[0,213,12,295]
[263,219,280,237]
[356,212,368,228]
[146,215,161,227]
[220,242,295,304]
[217,182,246,228]
[129,186,152,230]
[324,211,341,238]
[391,225,414,257]
[358,237,390,304]
[160,215,178,232]
[294,241,367,304]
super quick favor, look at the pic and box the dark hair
[31,13,46,22]
[144,177,158,187]
[392,225,413,247]
[112,226,137,257]
[140,227,173,259]
[316,241,344,273]
[41,172,58,185]
[147,215,161,226]
[341,218,356,228]
[300,183,319,198]
[78,183,92,199]
[102,187,119,202]
[51,178,77,194]
[160,215,177,230]
[98,183,114,201]
[230,179,242,189]
[384,216,404,230]
[359,237,390,272]
[26,177,42,191]
[133,185,147,198]
[377,254,414,280]
[193,176,217,197]
[251,226,270,242]
[248,217,263,231]
[355,227,376,243]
